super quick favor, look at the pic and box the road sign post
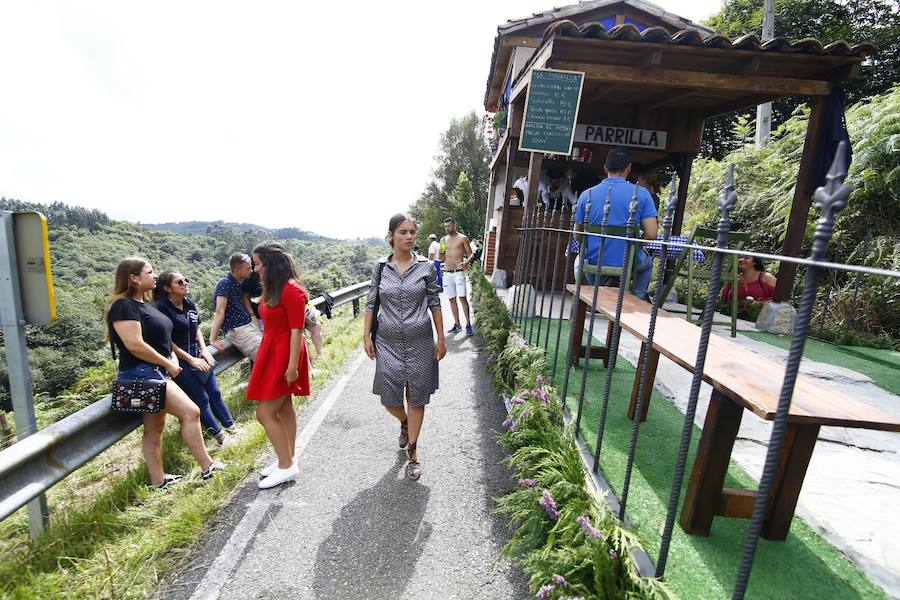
[0,211,55,540]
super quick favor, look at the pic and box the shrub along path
[530,316,890,599]
[160,295,527,600]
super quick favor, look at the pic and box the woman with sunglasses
[154,271,239,449]
[106,258,224,489]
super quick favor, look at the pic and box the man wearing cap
[538,169,577,211]
[427,233,443,290]
[209,252,263,360]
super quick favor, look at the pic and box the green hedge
[470,265,671,600]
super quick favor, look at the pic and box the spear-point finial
[583,189,592,223]
[718,163,738,215]
[602,186,612,226]
[663,176,679,229]
[813,140,852,228]
[626,182,639,228]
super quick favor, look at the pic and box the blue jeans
[118,362,165,381]
[174,359,234,436]
[586,249,654,300]
[433,260,443,288]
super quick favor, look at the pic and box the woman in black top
[105,257,224,489]
[154,271,237,448]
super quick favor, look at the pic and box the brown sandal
[399,420,409,449]
[405,442,421,481]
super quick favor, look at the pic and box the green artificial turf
[742,331,900,397]
[520,316,888,600]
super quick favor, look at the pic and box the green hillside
[0,198,383,415]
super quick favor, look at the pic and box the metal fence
[507,144,900,600]
[0,279,373,536]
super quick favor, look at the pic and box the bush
[684,87,900,346]
[470,266,671,599]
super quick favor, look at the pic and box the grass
[741,330,900,397]
[0,305,363,600]
[520,316,888,600]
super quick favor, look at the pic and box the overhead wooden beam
[582,86,618,106]
[551,61,831,96]
[638,89,696,112]
[501,35,541,49]
[703,93,777,118]
[642,48,663,69]
[742,56,761,75]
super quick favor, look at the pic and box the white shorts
[444,270,468,299]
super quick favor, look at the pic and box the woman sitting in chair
[721,255,777,305]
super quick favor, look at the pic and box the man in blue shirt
[209,253,262,360]
[574,147,658,300]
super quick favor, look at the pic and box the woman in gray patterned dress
[364,213,446,481]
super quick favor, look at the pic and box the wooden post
[672,153,694,236]
[525,151,543,213]
[495,136,519,274]
[773,96,827,302]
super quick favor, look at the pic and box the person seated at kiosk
[630,162,661,210]
[538,168,577,210]
[574,147,658,300]
[721,255,777,305]
[512,175,529,208]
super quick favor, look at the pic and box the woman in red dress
[246,241,310,489]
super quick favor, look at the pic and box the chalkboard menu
[518,68,585,155]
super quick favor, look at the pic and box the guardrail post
[732,142,852,599]
[352,298,360,318]
[0,212,49,540]
[592,188,639,470]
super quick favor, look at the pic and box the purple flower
[539,489,559,520]
[510,420,518,432]
[552,573,566,586]
[576,515,605,540]
[502,418,513,429]
[536,584,555,599]
[518,478,537,488]
[608,548,619,561]
[511,396,525,405]
[535,375,544,390]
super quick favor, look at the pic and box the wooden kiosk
[482,0,873,298]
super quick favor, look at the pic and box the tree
[448,172,480,239]
[700,0,900,159]
[410,112,491,240]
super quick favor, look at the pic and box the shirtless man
[440,217,474,336]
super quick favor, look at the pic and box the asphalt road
[159,297,528,600]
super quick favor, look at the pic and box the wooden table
[566,284,900,540]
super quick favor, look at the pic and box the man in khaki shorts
[441,217,475,336]
[209,253,262,360]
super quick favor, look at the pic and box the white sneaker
[258,464,299,489]
[260,459,280,477]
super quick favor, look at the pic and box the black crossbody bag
[109,332,166,415]
[370,261,386,342]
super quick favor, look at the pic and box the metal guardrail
[0,279,373,525]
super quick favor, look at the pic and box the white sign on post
[573,124,668,150]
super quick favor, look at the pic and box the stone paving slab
[160,293,527,600]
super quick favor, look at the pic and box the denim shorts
[118,362,165,381]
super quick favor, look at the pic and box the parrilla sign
[573,124,667,150]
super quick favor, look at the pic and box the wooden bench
[566,284,900,540]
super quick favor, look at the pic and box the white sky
[0,1,723,239]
